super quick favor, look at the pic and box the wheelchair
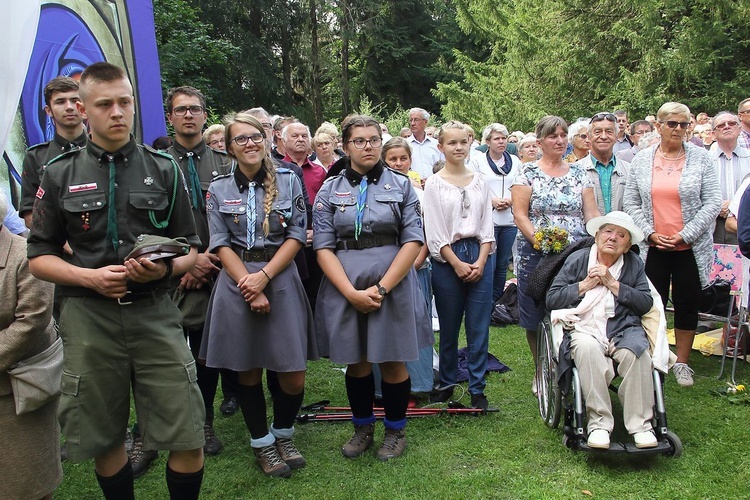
[536,314,683,457]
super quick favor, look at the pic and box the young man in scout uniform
[164,85,233,456]
[20,76,88,228]
[27,62,205,500]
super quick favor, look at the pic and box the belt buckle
[117,291,133,306]
[363,237,375,249]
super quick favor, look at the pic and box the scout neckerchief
[185,151,204,210]
[105,154,118,250]
[354,175,368,240]
[246,181,257,249]
[486,150,512,194]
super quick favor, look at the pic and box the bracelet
[260,268,271,281]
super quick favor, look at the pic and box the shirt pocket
[218,202,247,241]
[129,189,169,226]
[270,197,292,233]
[330,194,357,229]
[373,190,404,225]
[62,191,107,242]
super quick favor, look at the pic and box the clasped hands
[238,271,271,313]
[347,285,383,314]
[93,258,168,298]
[579,264,619,295]
[649,232,684,251]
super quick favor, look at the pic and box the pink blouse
[423,172,496,263]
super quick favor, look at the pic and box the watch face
[378,286,387,296]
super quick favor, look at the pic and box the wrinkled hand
[720,200,730,219]
[249,291,270,314]
[124,258,167,283]
[578,274,600,295]
[347,287,383,314]
[237,272,268,302]
[89,265,128,298]
[589,264,616,287]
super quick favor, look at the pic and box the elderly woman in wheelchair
[545,211,669,451]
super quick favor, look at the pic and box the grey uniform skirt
[315,245,434,365]
[200,261,318,372]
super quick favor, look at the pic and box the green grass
[55,324,750,499]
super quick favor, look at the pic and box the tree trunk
[340,0,351,117]
[310,0,322,125]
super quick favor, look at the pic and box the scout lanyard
[354,176,368,240]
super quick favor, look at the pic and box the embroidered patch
[415,200,422,217]
[316,202,324,211]
[223,199,242,205]
[206,202,214,210]
[334,190,351,197]
[36,187,45,199]
[205,192,211,201]
[295,195,306,212]
[68,183,98,193]
[143,177,154,186]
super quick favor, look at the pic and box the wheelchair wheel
[537,317,561,429]
[663,431,683,458]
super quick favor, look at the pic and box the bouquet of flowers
[533,224,570,254]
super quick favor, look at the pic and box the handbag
[7,337,64,415]
[698,278,732,315]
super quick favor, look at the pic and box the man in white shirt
[712,111,750,244]
[407,107,443,180]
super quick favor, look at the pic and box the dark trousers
[645,247,701,330]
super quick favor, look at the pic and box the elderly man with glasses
[710,112,750,244]
[574,113,631,215]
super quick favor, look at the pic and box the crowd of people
[3,60,750,498]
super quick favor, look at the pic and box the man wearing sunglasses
[710,112,750,244]
[738,98,750,150]
[576,112,630,214]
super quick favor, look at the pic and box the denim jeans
[493,225,518,302]
[432,239,495,395]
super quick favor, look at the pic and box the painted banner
[1,0,165,207]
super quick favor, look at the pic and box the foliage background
[154,0,750,132]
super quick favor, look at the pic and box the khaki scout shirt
[27,138,200,295]
[167,141,232,252]
[20,131,88,217]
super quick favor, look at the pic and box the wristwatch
[377,282,388,297]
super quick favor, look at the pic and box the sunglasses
[590,112,617,124]
[659,120,690,129]
[714,121,739,130]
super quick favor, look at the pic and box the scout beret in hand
[125,234,191,262]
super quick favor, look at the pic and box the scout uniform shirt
[20,131,88,218]
[27,138,200,296]
[168,141,232,252]
[206,167,307,253]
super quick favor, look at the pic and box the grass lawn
[55,323,750,499]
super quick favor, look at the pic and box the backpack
[491,283,518,325]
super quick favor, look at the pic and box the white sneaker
[633,430,658,449]
[673,362,694,387]
[587,429,610,449]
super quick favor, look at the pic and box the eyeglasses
[659,120,690,129]
[739,110,750,115]
[261,122,273,129]
[171,105,204,116]
[632,130,646,136]
[574,133,589,140]
[714,121,739,130]
[348,137,382,149]
[590,112,617,124]
[230,133,265,146]
[208,138,225,148]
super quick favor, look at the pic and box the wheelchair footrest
[578,440,673,455]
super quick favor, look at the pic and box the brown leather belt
[66,289,168,306]
[234,247,277,262]
[335,235,398,250]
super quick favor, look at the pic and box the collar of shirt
[172,139,207,159]
[590,153,617,170]
[343,159,384,186]
[282,153,315,169]
[53,131,87,151]
[86,136,137,166]
[408,134,435,146]
[233,165,266,192]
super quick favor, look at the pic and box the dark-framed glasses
[590,112,617,124]
[348,137,382,149]
[171,105,205,116]
[208,138,225,148]
[230,133,265,146]
[659,120,690,129]
[714,121,739,130]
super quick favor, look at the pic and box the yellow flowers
[533,226,570,254]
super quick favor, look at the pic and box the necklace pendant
[339,204,346,212]
[233,214,239,224]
